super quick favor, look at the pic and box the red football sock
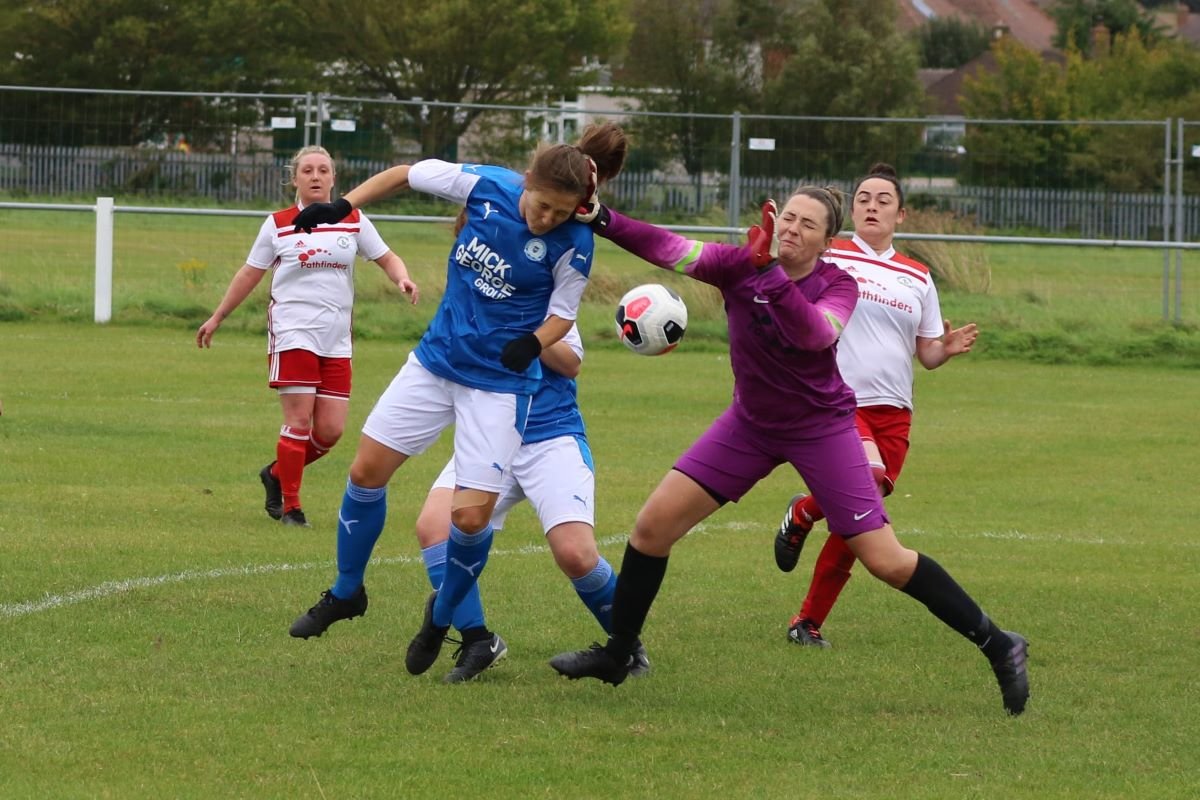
[794,494,825,526]
[304,432,334,466]
[276,425,310,512]
[798,534,856,626]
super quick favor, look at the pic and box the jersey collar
[851,232,895,261]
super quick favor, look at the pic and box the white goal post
[94,197,114,323]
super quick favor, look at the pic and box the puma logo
[450,557,483,577]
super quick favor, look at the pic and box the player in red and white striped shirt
[197,146,419,526]
[774,163,980,648]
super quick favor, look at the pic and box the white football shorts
[431,434,595,532]
[362,351,530,493]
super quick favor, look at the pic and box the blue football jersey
[409,160,594,396]
[523,323,586,445]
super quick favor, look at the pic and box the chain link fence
[1,84,1198,326]
[4,84,1199,239]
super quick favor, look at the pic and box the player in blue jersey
[407,208,646,683]
[414,316,650,682]
[285,125,629,678]
[550,191,1030,716]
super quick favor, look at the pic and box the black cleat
[628,641,651,678]
[549,642,633,686]
[406,591,450,676]
[443,632,508,684]
[289,586,368,639]
[281,507,310,527]
[787,616,831,648]
[991,631,1030,716]
[260,462,283,520]
[774,493,813,572]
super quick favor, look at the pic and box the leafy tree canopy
[1050,0,1168,57]
[960,33,1200,190]
[761,0,924,179]
[305,0,631,160]
[619,0,771,178]
[0,0,318,148]
[0,0,315,92]
[914,15,993,69]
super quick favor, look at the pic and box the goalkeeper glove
[747,199,779,268]
[574,158,611,231]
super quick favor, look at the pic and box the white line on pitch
[0,522,1132,620]
[0,533,628,620]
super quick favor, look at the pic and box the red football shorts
[268,349,351,399]
[854,404,912,494]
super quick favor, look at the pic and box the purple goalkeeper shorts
[673,405,889,536]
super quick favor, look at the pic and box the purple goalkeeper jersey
[600,210,859,437]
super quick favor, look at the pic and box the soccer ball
[615,283,688,356]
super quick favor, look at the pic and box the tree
[1065,32,1200,192]
[0,0,316,148]
[759,0,924,181]
[958,38,1078,187]
[1050,0,1167,57]
[960,30,1200,192]
[618,0,765,209]
[914,16,993,69]
[306,0,630,162]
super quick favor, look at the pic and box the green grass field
[2,320,1198,799]
[2,206,1199,366]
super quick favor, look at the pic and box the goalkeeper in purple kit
[550,186,1030,716]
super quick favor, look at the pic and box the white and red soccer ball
[615,283,688,356]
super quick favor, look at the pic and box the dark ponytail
[527,122,629,200]
[576,122,628,185]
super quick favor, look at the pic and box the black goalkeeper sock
[900,552,1013,662]
[606,541,669,657]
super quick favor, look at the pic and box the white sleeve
[408,159,482,205]
[354,213,390,261]
[917,278,945,339]
[545,251,589,321]
[559,321,584,362]
[244,216,277,269]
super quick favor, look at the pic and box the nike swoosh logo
[753,295,770,304]
[490,638,502,654]
[853,511,871,521]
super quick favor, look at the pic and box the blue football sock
[433,523,493,628]
[420,540,486,632]
[331,481,387,599]
[571,556,617,633]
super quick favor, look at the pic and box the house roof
[894,0,1056,52]
[920,47,1066,116]
[1153,6,1200,46]
[1184,16,1200,45]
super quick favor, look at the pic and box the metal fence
[5,142,1199,242]
[3,84,1198,240]
[1,84,1197,322]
